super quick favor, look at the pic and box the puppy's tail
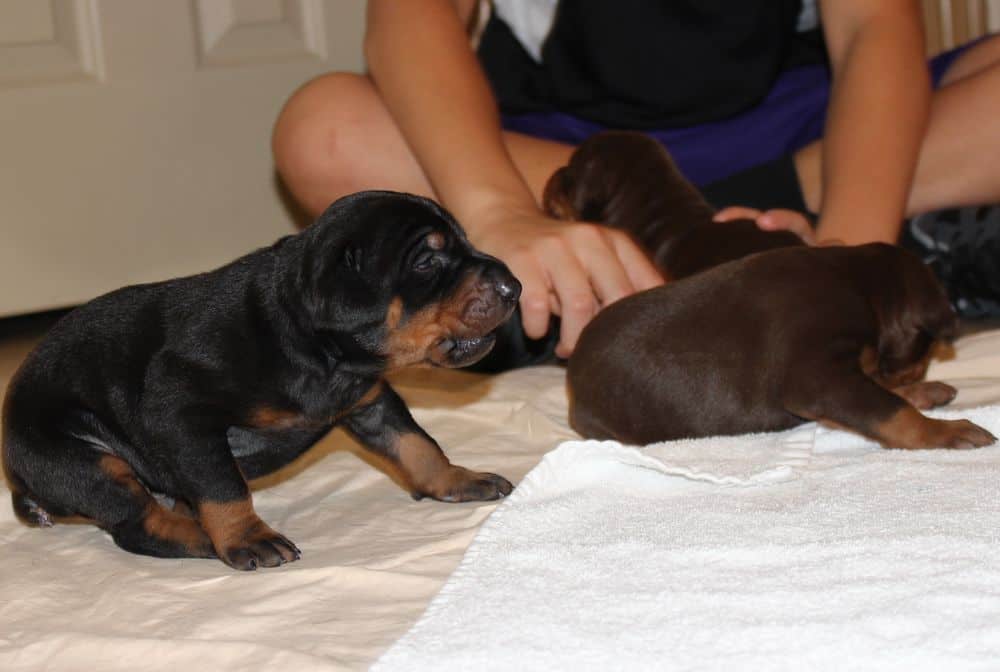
[11,490,54,528]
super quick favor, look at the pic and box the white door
[0,0,365,317]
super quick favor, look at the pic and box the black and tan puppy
[548,132,995,449]
[2,190,519,570]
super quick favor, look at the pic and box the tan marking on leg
[99,454,150,499]
[143,504,213,556]
[248,406,306,429]
[198,498,265,551]
[173,498,196,518]
[392,433,511,501]
[395,432,453,495]
[100,454,212,554]
[198,498,298,568]
[874,406,995,449]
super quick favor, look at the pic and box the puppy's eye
[412,250,436,273]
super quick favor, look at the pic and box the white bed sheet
[2,330,1000,671]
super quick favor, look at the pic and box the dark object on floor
[2,191,519,570]
[559,132,993,449]
[903,205,1000,319]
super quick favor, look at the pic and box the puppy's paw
[413,466,514,503]
[221,526,301,571]
[893,381,957,410]
[926,418,996,450]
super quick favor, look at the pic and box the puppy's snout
[482,264,521,304]
[495,276,520,302]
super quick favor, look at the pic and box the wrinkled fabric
[4,330,1000,670]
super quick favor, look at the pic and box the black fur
[2,190,519,569]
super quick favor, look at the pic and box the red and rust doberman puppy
[546,131,995,450]
[2,191,520,570]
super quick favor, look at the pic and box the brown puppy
[543,130,803,280]
[547,132,994,449]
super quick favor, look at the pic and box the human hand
[713,206,818,245]
[472,209,664,358]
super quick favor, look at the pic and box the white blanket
[376,407,1000,672]
[3,329,1000,670]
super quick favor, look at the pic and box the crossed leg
[272,36,1000,222]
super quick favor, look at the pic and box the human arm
[364,0,662,357]
[717,3,930,246]
[810,0,930,244]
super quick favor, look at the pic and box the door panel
[0,0,365,316]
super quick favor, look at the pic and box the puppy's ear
[343,245,363,274]
[874,249,957,373]
[542,166,580,221]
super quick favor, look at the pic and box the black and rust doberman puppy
[547,131,995,450]
[2,190,520,570]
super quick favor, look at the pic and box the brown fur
[555,131,994,450]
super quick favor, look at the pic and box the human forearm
[364,0,539,237]
[817,6,930,244]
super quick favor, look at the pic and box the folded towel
[375,406,1000,671]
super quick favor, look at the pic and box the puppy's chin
[429,333,497,368]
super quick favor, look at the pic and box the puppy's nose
[481,263,521,302]
[496,276,521,301]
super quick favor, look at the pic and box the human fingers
[756,209,816,244]
[565,224,635,307]
[542,241,599,358]
[713,206,763,223]
[502,249,552,340]
[605,229,665,292]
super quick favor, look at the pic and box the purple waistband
[501,40,980,185]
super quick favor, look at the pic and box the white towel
[375,406,1000,671]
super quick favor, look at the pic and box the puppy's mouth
[431,332,498,368]
[429,293,517,368]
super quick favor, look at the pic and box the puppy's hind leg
[4,426,215,558]
[783,362,996,450]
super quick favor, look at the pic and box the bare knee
[272,72,385,216]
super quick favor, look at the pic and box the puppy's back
[567,246,878,444]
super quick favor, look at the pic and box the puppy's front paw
[221,525,301,571]
[413,466,514,503]
[928,418,997,450]
[893,381,957,410]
